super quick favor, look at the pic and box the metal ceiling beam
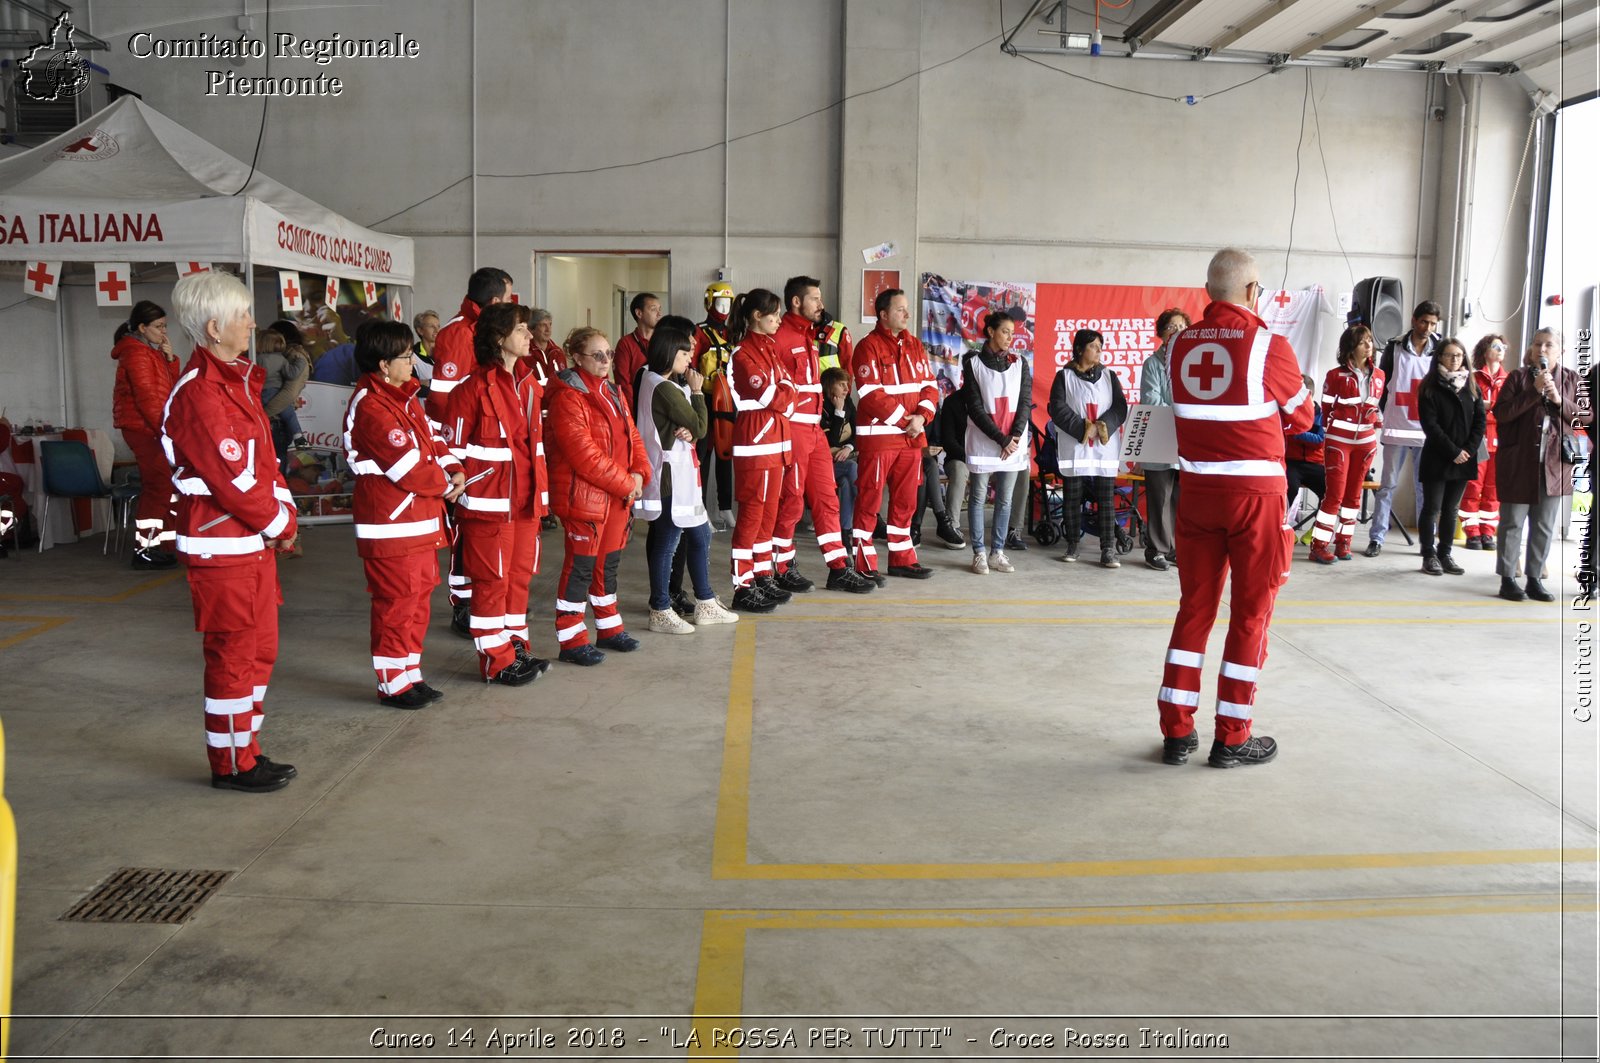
[1207,0,1309,55]
[1361,0,1505,63]
[1288,0,1412,60]
[1513,29,1596,73]
[1011,41,1514,76]
[1442,4,1579,64]
[1123,0,1210,50]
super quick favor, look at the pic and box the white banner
[1256,286,1331,373]
[1119,404,1178,465]
[247,199,414,286]
[294,381,353,452]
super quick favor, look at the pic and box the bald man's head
[1206,248,1259,306]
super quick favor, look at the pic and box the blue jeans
[1369,443,1425,545]
[968,468,1020,554]
[646,517,713,609]
[834,460,858,535]
[260,387,304,438]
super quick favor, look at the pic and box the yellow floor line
[0,615,72,650]
[759,615,1555,626]
[0,570,182,604]
[710,621,756,874]
[690,893,1591,1056]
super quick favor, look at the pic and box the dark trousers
[1063,475,1116,545]
[1285,459,1326,516]
[912,448,947,531]
[1418,478,1468,560]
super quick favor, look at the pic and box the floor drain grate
[59,867,233,925]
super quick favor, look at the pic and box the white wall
[0,0,1544,449]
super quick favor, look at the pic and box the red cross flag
[178,261,212,277]
[279,271,304,313]
[362,280,378,307]
[23,260,61,301]
[94,263,132,308]
[324,275,339,308]
[389,290,404,324]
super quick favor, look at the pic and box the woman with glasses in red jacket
[545,326,652,666]
[111,299,181,568]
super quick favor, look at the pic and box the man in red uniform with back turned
[771,275,875,595]
[422,266,513,637]
[851,288,938,581]
[1156,248,1315,769]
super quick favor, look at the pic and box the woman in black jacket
[1416,337,1486,576]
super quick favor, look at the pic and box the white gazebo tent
[0,95,415,426]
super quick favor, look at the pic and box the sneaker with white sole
[649,608,696,634]
[971,552,989,574]
[989,550,1014,573]
[692,597,740,625]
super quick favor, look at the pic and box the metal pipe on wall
[722,0,731,274]
[1456,76,1480,331]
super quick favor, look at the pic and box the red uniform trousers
[1311,441,1375,555]
[555,505,629,650]
[445,509,472,608]
[852,447,921,573]
[123,428,176,550]
[461,519,540,678]
[1158,486,1293,746]
[1460,450,1500,536]
[188,552,280,776]
[772,426,848,573]
[731,467,780,588]
[364,550,440,698]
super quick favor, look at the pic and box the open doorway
[535,252,671,345]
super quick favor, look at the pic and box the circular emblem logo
[440,362,458,379]
[748,373,764,390]
[440,425,454,445]
[857,363,872,380]
[219,438,243,462]
[56,128,117,159]
[387,428,408,448]
[1180,343,1235,401]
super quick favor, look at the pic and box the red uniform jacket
[162,346,296,565]
[545,366,650,524]
[1169,300,1315,495]
[112,334,181,436]
[729,331,796,471]
[423,296,481,426]
[1474,364,1508,451]
[614,330,650,416]
[529,341,566,388]
[445,358,547,524]
[851,324,938,453]
[1320,364,1386,448]
[773,312,825,430]
[344,372,461,558]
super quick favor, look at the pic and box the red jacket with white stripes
[423,296,482,426]
[111,334,181,436]
[528,341,567,389]
[544,366,650,523]
[343,373,461,558]
[1169,300,1315,495]
[1474,364,1508,451]
[851,324,938,453]
[1320,364,1386,449]
[161,346,297,566]
[773,312,825,432]
[444,358,547,524]
[729,331,796,472]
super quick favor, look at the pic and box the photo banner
[921,274,1207,420]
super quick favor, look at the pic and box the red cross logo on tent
[279,271,303,312]
[390,292,403,324]
[1180,343,1234,400]
[179,261,211,277]
[325,275,339,307]
[93,262,131,307]
[363,280,377,307]
[62,136,97,154]
[23,260,60,300]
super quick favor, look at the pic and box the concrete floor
[1,515,1595,1061]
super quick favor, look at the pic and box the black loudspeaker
[1350,277,1405,342]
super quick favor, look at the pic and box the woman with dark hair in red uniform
[112,299,181,568]
[726,289,796,613]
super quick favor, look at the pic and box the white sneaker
[989,550,1014,573]
[649,608,695,634]
[692,597,740,626]
[971,552,989,574]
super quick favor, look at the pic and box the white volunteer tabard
[1119,404,1178,465]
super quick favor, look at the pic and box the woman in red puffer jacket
[544,326,651,666]
[112,300,182,568]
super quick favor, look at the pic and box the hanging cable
[230,0,270,196]
[1473,110,1540,325]
[1282,67,1311,289]
[1308,76,1355,288]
